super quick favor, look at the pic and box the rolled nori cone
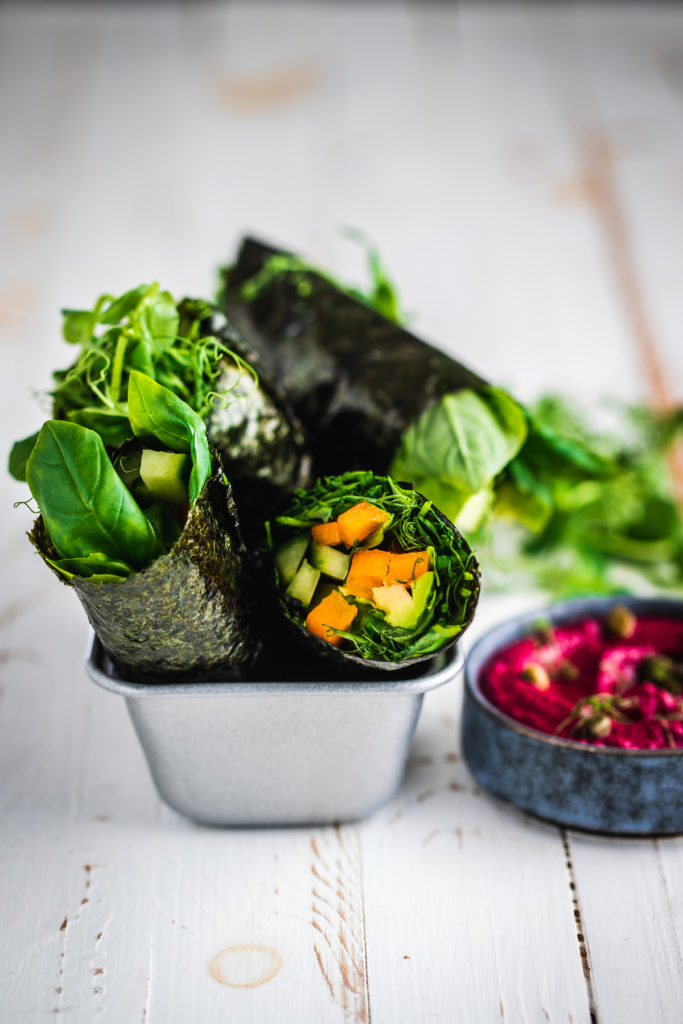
[220,237,486,476]
[207,352,311,533]
[29,468,262,683]
[267,471,481,680]
[178,300,312,533]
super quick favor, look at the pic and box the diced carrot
[337,501,390,549]
[311,521,342,546]
[342,573,374,601]
[344,549,392,600]
[305,590,358,645]
[385,550,430,586]
[351,549,393,577]
[345,549,429,598]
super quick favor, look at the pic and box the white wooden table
[2,4,683,1021]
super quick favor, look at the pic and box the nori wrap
[220,237,487,475]
[30,469,259,682]
[25,372,261,683]
[267,471,480,679]
[221,238,624,555]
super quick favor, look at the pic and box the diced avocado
[139,450,189,508]
[285,559,321,606]
[373,571,435,629]
[411,570,435,622]
[372,584,415,628]
[274,534,309,586]
[310,541,350,581]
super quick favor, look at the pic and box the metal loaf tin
[86,636,463,826]
[462,596,683,836]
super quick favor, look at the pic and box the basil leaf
[140,290,179,353]
[46,553,133,583]
[99,285,150,325]
[390,387,528,500]
[61,309,97,345]
[26,420,163,572]
[8,430,40,481]
[65,408,131,446]
[127,371,211,503]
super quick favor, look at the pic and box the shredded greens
[9,286,256,480]
[480,397,683,596]
[269,471,480,662]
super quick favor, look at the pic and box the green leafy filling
[270,471,479,662]
[9,286,256,480]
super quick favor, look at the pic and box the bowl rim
[86,632,464,698]
[464,594,683,758]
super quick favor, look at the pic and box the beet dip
[480,607,683,749]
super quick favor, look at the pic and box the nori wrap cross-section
[25,372,261,683]
[268,471,480,679]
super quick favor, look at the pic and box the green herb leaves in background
[484,397,683,596]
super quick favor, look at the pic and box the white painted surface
[1,4,682,1022]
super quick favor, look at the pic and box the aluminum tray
[86,636,463,826]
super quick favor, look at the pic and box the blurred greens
[477,396,683,596]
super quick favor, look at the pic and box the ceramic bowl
[462,596,683,835]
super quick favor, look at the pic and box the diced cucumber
[310,541,350,581]
[274,534,309,586]
[139,450,189,508]
[285,559,321,606]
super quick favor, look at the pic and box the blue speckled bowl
[462,596,683,835]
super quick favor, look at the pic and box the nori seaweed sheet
[207,356,311,532]
[268,474,481,680]
[221,237,487,476]
[29,469,262,683]
[201,305,312,526]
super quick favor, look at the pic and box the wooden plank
[568,831,683,1024]
[525,7,683,1022]
[2,4,682,1023]
[362,596,591,1024]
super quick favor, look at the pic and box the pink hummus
[480,614,683,749]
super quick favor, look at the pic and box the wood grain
[311,827,370,1023]
[1,4,683,1023]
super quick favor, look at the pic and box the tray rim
[86,632,464,699]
